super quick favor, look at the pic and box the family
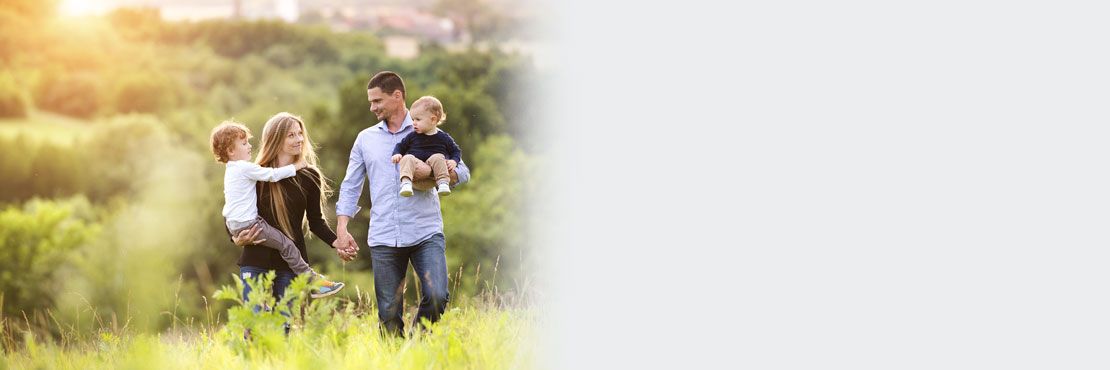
[210,71,468,337]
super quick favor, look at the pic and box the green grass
[2,273,539,369]
[4,308,536,369]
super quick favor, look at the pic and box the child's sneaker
[310,275,345,298]
[399,182,413,197]
[436,182,451,196]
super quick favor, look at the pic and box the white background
[538,1,1110,368]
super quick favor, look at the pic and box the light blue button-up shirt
[336,113,470,247]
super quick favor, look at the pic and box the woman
[231,112,348,308]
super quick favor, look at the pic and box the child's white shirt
[222,160,297,223]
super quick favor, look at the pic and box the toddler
[391,96,462,197]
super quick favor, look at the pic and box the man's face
[367,87,403,121]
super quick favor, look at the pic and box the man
[334,71,470,336]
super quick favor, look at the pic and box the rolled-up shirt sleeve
[453,160,470,187]
[337,134,366,217]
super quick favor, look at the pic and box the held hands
[334,230,359,262]
[447,160,457,172]
[332,238,357,261]
[391,154,402,164]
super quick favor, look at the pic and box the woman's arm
[303,168,338,247]
[230,224,266,246]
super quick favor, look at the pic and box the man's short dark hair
[367,71,406,99]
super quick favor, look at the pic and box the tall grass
[3,271,539,369]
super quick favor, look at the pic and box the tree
[111,72,181,114]
[34,72,102,118]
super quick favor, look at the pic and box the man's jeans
[370,233,450,336]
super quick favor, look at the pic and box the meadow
[3,274,539,369]
[0,1,545,368]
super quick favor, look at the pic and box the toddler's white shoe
[399,182,413,197]
[437,183,451,196]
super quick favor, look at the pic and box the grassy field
[2,274,539,369]
[3,309,536,369]
[0,111,91,145]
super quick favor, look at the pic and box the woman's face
[282,123,305,157]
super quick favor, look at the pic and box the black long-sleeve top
[392,130,462,163]
[235,167,337,271]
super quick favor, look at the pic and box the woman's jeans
[239,266,294,331]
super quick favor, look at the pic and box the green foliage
[32,71,103,118]
[0,72,27,118]
[155,20,342,65]
[0,197,98,317]
[0,1,56,61]
[105,7,163,41]
[109,71,180,114]
[4,304,537,369]
[420,83,505,157]
[0,134,83,203]
[0,116,184,204]
[443,135,531,291]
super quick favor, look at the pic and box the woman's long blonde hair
[254,112,332,240]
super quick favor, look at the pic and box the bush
[0,197,99,317]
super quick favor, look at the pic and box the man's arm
[411,160,468,190]
[452,160,470,187]
[335,134,367,255]
[335,215,357,261]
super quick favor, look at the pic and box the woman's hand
[333,238,358,261]
[232,224,266,247]
[446,160,457,172]
[391,154,402,164]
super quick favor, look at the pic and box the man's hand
[337,237,358,261]
[232,224,265,247]
[332,238,357,261]
[446,159,457,172]
[336,229,354,249]
[335,215,359,261]
[391,154,402,164]
[345,238,360,261]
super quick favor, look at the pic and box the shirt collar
[376,111,412,133]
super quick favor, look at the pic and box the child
[391,96,462,197]
[210,120,345,298]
